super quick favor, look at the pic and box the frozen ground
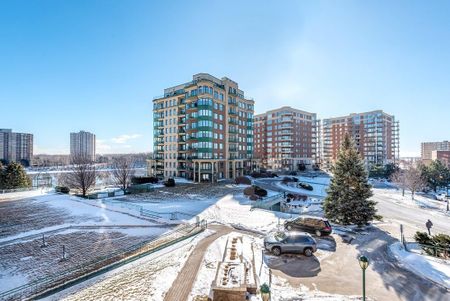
[389,242,450,289]
[199,194,294,234]
[42,230,214,301]
[373,187,448,214]
[0,191,171,296]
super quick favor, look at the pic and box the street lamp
[359,255,369,301]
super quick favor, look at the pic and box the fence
[0,221,206,301]
[251,193,284,211]
[0,187,38,194]
[99,199,196,221]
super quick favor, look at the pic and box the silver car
[264,231,317,257]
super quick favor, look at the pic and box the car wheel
[315,230,322,237]
[272,247,281,256]
[304,248,313,257]
[286,225,293,231]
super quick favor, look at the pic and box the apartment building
[70,130,96,161]
[322,110,399,168]
[152,73,255,182]
[421,141,450,165]
[431,150,450,168]
[0,129,34,166]
[254,106,318,171]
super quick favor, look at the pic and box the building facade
[152,73,255,182]
[254,106,318,171]
[421,141,450,165]
[322,110,399,168]
[0,129,33,166]
[431,150,450,168]
[70,131,96,161]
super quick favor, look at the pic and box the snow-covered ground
[389,242,450,289]
[41,230,214,301]
[373,188,449,216]
[199,194,294,234]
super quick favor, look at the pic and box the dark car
[284,216,332,237]
[264,231,317,256]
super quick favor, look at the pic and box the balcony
[228,110,237,115]
[228,137,238,143]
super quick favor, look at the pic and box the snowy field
[0,191,173,296]
[42,230,214,301]
[389,242,450,289]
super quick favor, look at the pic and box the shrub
[244,186,255,196]
[260,283,270,294]
[254,186,267,197]
[299,182,313,191]
[55,186,70,194]
[414,231,450,258]
[164,178,176,187]
[235,176,251,185]
[132,176,159,185]
[249,194,259,201]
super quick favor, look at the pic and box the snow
[42,229,215,301]
[198,194,294,234]
[389,242,450,289]
[276,177,329,198]
[373,187,448,214]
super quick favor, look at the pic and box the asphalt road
[373,191,449,235]
[257,177,450,300]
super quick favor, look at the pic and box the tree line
[391,160,450,200]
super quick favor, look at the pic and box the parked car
[284,216,332,237]
[436,193,449,201]
[264,231,317,256]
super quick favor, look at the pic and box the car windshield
[274,232,287,241]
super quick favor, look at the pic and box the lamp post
[359,255,369,301]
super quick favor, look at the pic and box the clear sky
[1,0,449,156]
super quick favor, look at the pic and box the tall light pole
[359,255,369,301]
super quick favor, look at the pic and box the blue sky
[1,0,449,156]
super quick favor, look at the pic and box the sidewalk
[164,224,232,301]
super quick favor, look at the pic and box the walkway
[164,224,232,301]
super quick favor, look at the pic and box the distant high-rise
[421,141,450,165]
[254,106,318,171]
[321,110,399,168]
[0,129,34,166]
[70,131,96,161]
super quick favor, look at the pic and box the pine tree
[3,162,32,189]
[323,133,376,225]
[0,161,4,189]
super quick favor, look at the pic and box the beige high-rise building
[421,141,450,165]
[152,73,255,182]
[0,129,33,166]
[322,110,399,168]
[70,131,96,161]
[253,106,318,171]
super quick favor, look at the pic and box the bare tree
[404,165,426,200]
[60,155,96,197]
[391,169,407,196]
[111,156,136,191]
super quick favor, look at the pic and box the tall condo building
[421,141,450,165]
[0,129,33,166]
[322,110,399,168]
[70,131,96,161]
[254,106,318,171]
[152,73,255,182]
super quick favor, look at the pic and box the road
[257,177,450,300]
[373,191,449,235]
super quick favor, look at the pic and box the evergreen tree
[420,160,450,192]
[0,161,4,189]
[2,162,32,189]
[323,133,376,225]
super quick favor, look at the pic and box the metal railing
[0,222,206,301]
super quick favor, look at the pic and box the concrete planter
[261,292,270,301]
